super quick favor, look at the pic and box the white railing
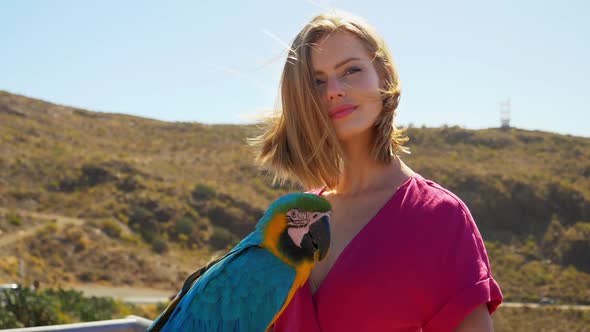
[0,316,152,332]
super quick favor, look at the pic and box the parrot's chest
[309,189,395,293]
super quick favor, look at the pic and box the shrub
[560,222,590,273]
[0,310,21,329]
[43,288,118,322]
[99,219,122,238]
[128,206,158,242]
[174,216,195,237]
[128,206,153,228]
[192,183,216,200]
[151,237,168,254]
[7,213,22,226]
[116,175,142,192]
[542,215,565,261]
[209,226,238,250]
[38,221,58,235]
[120,232,140,245]
[0,288,59,328]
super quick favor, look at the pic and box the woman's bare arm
[454,304,494,332]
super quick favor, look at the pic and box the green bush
[116,175,142,192]
[0,310,21,329]
[128,206,158,242]
[175,216,195,237]
[128,206,154,228]
[44,288,117,321]
[0,288,59,328]
[7,213,22,226]
[151,237,168,254]
[560,222,590,273]
[0,288,131,328]
[192,183,216,200]
[99,219,122,238]
[209,226,238,250]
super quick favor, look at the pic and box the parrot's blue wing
[161,244,296,332]
[149,232,265,331]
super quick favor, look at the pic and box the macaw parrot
[148,192,331,332]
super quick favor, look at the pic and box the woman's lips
[328,104,357,119]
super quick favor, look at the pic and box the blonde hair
[250,11,409,190]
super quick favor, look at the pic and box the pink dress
[273,174,502,332]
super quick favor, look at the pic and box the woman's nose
[325,77,346,101]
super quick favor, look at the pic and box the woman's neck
[328,133,412,197]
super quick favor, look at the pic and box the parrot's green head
[258,193,331,266]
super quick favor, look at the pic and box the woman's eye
[315,79,326,86]
[344,67,361,75]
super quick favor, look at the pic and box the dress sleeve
[422,203,503,332]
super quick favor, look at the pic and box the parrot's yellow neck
[262,214,316,330]
[266,261,314,331]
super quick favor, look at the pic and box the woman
[251,11,502,332]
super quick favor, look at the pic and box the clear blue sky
[1,0,588,137]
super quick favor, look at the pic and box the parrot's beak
[307,212,331,261]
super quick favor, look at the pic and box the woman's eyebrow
[314,57,361,75]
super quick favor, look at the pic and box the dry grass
[493,306,590,331]
[1,90,589,308]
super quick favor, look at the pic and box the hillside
[0,90,589,304]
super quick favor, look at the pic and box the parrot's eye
[286,209,300,221]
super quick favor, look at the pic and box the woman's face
[311,31,383,141]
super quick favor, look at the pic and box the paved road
[70,285,175,304]
[501,301,590,311]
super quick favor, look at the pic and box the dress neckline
[311,173,418,299]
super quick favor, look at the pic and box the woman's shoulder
[398,174,483,254]
[402,173,472,222]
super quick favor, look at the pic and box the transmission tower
[500,98,511,129]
